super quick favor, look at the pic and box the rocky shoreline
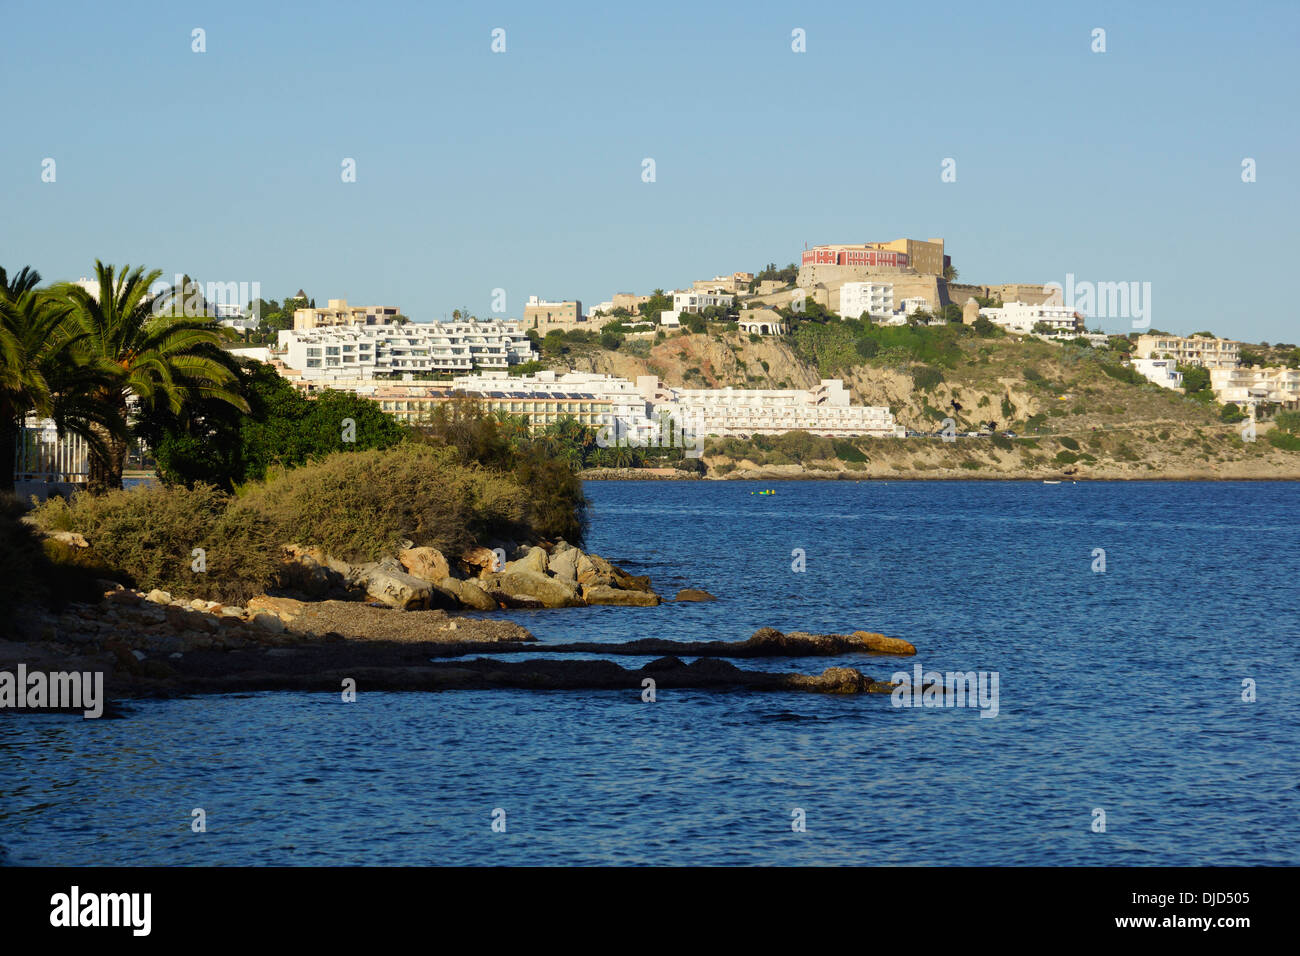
[2,574,917,707]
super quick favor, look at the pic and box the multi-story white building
[1131,358,1184,390]
[636,376,902,438]
[1210,366,1300,408]
[672,290,734,314]
[839,282,895,319]
[1135,334,1240,369]
[452,370,659,444]
[898,296,929,316]
[276,320,536,380]
[980,301,1084,335]
[293,298,401,330]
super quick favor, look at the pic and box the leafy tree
[135,360,405,488]
[1179,364,1211,397]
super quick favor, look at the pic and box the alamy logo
[50,886,151,936]
[148,274,262,320]
[1043,273,1152,329]
[890,662,1000,718]
[0,665,103,718]
[596,409,704,458]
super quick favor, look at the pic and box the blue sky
[2,0,1297,341]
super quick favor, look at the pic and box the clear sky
[2,0,1297,341]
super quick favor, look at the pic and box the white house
[839,282,895,319]
[980,301,1084,335]
[672,290,734,314]
[1131,358,1183,390]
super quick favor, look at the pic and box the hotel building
[276,320,536,380]
[1135,334,1240,369]
[636,376,902,438]
[979,301,1085,335]
[1209,367,1300,408]
[293,298,402,330]
[839,282,896,319]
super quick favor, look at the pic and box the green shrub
[31,483,278,603]
[832,440,868,463]
[237,444,526,562]
[1055,451,1080,464]
[1059,436,1080,451]
[1267,430,1300,451]
[25,443,581,603]
[912,366,944,391]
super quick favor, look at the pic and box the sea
[2,480,1297,865]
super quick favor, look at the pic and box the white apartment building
[898,296,929,316]
[293,298,401,330]
[451,370,659,445]
[1130,357,1184,390]
[636,376,902,438]
[672,290,735,313]
[1209,366,1300,408]
[1135,334,1240,369]
[980,301,1084,335]
[276,320,536,380]
[839,282,895,319]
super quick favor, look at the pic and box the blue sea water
[2,480,1297,866]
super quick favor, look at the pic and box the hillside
[537,322,1300,480]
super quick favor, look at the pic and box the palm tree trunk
[86,413,129,495]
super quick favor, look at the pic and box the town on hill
[9,240,1300,499]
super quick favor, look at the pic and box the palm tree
[61,261,248,493]
[0,265,42,300]
[0,277,121,494]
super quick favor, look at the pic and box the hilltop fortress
[747,237,1054,314]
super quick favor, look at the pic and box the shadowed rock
[425,627,916,659]
[90,646,898,698]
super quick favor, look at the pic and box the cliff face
[549,328,1300,479]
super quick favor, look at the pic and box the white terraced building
[276,321,535,380]
[979,301,1084,335]
[1210,366,1300,409]
[839,281,895,319]
[442,371,902,441]
[451,370,659,445]
[635,376,902,438]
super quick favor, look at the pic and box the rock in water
[849,631,917,655]
[582,584,660,607]
[675,588,716,602]
[484,570,584,608]
[441,577,499,611]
